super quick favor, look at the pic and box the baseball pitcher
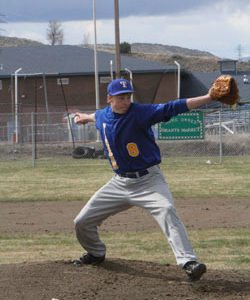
[73,77,238,281]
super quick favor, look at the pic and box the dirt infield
[0,198,250,300]
[1,198,250,234]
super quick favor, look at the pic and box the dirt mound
[0,259,249,300]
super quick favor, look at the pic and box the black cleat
[184,261,207,281]
[73,253,105,266]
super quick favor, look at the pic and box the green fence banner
[158,111,204,140]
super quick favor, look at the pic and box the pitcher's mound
[0,259,249,300]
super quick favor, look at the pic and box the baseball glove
[209,75,239,105]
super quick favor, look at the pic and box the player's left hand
[209,75,239,105]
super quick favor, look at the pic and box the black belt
[118,169,149,178]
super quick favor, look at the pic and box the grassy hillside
[90,42,250,72]
[0,36,44,47]
[132,52,250,73]
[96,42,215,57]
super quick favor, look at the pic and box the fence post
[219,109,223,164]
[31,112,36,167]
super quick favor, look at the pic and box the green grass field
[0,156,250,202]
[0,156,249,269]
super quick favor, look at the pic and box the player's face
[107,93,132,114]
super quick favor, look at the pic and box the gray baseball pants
[74,165,197,268]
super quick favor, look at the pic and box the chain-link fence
[0,107,250,165]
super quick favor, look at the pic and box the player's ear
[107,95,112,104]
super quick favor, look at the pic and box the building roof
[0,45,249,106]
[0,45,176,77]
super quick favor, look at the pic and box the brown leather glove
[209,75,239,105]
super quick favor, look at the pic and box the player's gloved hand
[209,75,239,105]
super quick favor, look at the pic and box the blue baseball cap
[107,78,133,96]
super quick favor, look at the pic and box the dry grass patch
[0,156,249,202]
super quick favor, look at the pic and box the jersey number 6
[126,143,139,157]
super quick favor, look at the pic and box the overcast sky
[1,0,250,59]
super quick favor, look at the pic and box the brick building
[0,45,181,116]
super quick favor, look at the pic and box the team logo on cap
[120,81,127,88]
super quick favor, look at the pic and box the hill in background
[132,52,220,72]
[95,42,216,57]
[1,36,250,72]
[95,43,250,73]
[0,36,44,47]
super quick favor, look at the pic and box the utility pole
[93,0,100,142]
[125,68,133,102]
[114,0,121,78]
[174,61,180,99]
[93,0,100,110]
[14,67,22,143]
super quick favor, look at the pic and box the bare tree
[46,20,64,45]
[0,13,6,35]
[83,32,91,47]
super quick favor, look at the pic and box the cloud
[1,0,224,22]
[2,0,250,59]
[62,20,94,45]
[3,22,48,43]
[227,4,250,36]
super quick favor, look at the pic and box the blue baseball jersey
[95,99,189,174]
